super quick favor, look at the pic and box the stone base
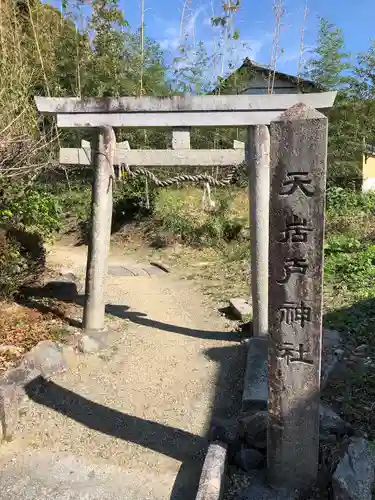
[242,330,343,412]
[242,337,268,412]
[78,330,118,354]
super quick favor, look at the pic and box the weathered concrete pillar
[247,125,270,337]
[172,127,191,150]
[83,127,116,332]
[267,104,328,490]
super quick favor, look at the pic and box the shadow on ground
[324,297,375,348]
[21,281,246,500]
[18,283,243,342]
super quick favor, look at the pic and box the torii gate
[34,93,336,336]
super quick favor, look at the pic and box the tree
[304,18,351,92]
[304,19,363,186]
[352,41,375,100]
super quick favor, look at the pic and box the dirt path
[0,243,245,500]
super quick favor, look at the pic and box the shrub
[113,177,157,224]
[0,188,62,239]
[326,186,375,216]
[0,228,45,299]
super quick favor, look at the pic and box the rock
[143,266,165,276]
[77,332,109,354]
[239,405,352,452]
[43,280,78,300]
[149,261,170,273]
[23,341,67,380]
[237,470,299,500]
[0,383,22,441]
[323,328,342,350]
[209,416,239,444]
[235,447,264,472]
[354,344,368,353]
[239,228,250,241]
[107,265,138,277]
[332,437,375,500]
[320,433,337,443]
[59,269,79,283]
[319,404,354,437]
[239,411,267,449]
[321,348,345,389]
[4,365,38,386]
[229,298,253,322]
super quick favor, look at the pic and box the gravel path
[0,244,245,500]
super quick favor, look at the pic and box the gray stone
[237,470,299,500]
[354,344,368,354]
[229,298,253,322]
[235,447,264,472]
[59,270,79,283]
[108,265,138,277]
[239,411,267,449]
[3,366,38,386]
[332,438,375,500]
[78,331,110,354]
[150,261,170,273]
[0,383,22,441]
[242,337,267,412]
[196,442,227,500]
[209,416,239,444]
[323,328,342,350]
[319,404,353,437]
[321,348,345,389]
[239,405,351,451]
[268,105,328,490]
[143,266,166,276]
[23,341,67,380]
[321,329,343,388]
[43,280,78,300]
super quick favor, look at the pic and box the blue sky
[48,0,374,78]
[123,0,374,76]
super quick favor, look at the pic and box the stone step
[242,329,343,412]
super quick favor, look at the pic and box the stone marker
[268,104,328,490]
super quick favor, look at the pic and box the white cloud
[154,9,275,90]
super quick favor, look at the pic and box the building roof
[214,57,325,94]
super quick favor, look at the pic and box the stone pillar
[267,104,328,490]
[172,128,191,149]
[247,125,270,337]
[83,127,116,332]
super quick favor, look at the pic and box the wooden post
[267,104,328,490]
[83,127,116,332]
[247,125,270,337]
